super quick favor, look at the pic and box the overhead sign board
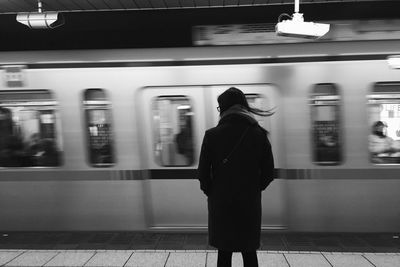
[2,65,26,87]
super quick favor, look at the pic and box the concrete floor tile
[206,252,217,267]
[125,252,169,267]
[0,251,24,266]
[44,251,94,266]
[324,254,374,267]
[5,251,58,267]
[364,254,400,267]
[84,251,132,266]
[207,252,288,267]
[232,253,243,267]
[165,252,206,267]
[284,253,331,267]
[206,252,244,267]
[258,253,289,267]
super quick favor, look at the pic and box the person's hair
[373,121,386,129]
[217,87,274,116]
[372,121,387,134]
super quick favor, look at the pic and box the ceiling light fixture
[276,0,330,39]
[16,0,64,29]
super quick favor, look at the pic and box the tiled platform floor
[1,250,400,267]
[1,232,399,252]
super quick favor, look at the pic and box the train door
[138,86,208,229]
[206,84,287,230]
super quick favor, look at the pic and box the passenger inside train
[175,115,194,164]
[153,96,195,166]
[0,105,62,167]
[369,120,400,163]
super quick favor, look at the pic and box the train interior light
[387,55,400,69]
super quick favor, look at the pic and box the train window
[368,83,400,164]
[0,90,62,167]
[309,84,343,165]
[83,89,115,167]
[152,96,194,166]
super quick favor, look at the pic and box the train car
[0,37,400,232]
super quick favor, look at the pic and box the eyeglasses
[217,106,220,112]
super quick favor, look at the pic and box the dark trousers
[217,250,258,267]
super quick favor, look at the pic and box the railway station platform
[0,232,399,266]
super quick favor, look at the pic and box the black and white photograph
[0,0,400,266]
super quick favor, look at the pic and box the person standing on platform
[197,87,275,267]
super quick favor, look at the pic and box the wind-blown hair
[217,87,275,116]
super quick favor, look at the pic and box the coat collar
[218,104,258,126]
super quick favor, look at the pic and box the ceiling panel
[0,0,21,12]
[180,0,195,8]
[210,0,224,6]
[149,0,167,8]
[254,0,269,5]
[49,0,71,10]
[10,0,31,9]
[103,0,126,9]
[51,0,79,10]
[163,0,181,8]
[225,0,239,6]
[119,0,140,8]
[238,0,255,5]
[133,0,153,9]
[196,0,210,8]
[0,3,13,12]
[87,0,110,9]
[41,1,60,10]
[0,0,385,14]
[72,0,98,10]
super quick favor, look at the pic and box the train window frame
[151,95,195,167]
[309,83,343,166]
[367,82,400,165]
[82,88,116,168]
[0,89,63,168]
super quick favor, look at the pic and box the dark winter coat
[197,111,274,252]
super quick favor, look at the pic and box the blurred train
[0,35,400,232]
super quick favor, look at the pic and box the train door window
[309,84,342,165]
[367,82,400,164]
[83,89,115,167]
[0,90,62,167]
[152,96,194,166]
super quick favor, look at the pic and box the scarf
[219,104,257,125]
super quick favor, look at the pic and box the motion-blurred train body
[0,38,400,232]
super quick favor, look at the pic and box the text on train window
[309,84,342,165]
[83,89,115,167]
[152,96,194,166]
[0,90,62,167]
[368,83,400,164]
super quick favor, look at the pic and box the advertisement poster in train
[312,105,341,164]
[87,109,113,164]
[40,111,56,139]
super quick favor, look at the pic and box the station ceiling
[0,0,399,51]
[0,0,388,14]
